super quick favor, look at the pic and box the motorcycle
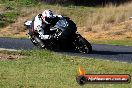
[24,17,92,53]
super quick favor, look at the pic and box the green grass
[3,12,19,20]
[92,39,132,46]
[0,11,19,28]
[0,50,131,88]
[0,0,37,28]
[1,0,36,6]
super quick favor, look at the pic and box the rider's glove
[38,14,42,18]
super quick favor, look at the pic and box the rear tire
[73,34,92,54]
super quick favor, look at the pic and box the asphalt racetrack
[0,37,132,63]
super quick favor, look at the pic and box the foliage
[0,12,19,28]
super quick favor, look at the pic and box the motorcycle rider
[33,10,63,40]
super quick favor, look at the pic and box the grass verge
[0,50,131,88]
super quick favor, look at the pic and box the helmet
[42,10,54,18]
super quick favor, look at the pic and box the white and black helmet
[42,10,54,18]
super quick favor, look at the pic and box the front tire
[73,34,92,54]
[30,36,45,49]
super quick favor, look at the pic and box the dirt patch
[0,7,41,38]
[0,53,24,60]
[0,16,28,38]
[78,20,132,40]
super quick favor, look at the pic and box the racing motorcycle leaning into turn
[24,16,92,54]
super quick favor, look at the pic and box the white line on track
[0,48,20,51]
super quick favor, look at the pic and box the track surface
[0,37,132,63]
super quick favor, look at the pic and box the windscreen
[56,19,69,28]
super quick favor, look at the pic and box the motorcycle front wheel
[30,36,45,49]
[73,34,92,54]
